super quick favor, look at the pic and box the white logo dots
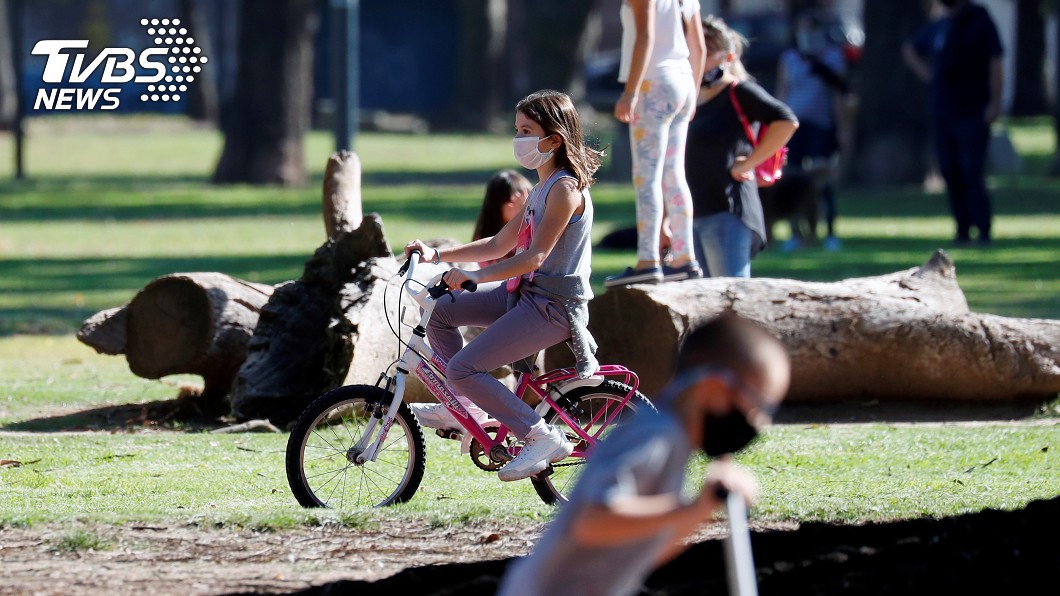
[140,17,204,104]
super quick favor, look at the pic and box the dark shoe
[662,262,704,282]
[604,266,663,288]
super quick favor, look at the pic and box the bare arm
[441,179,582,289]
[985,55,1003,123]
[902,42,931,83]
[615,0,655,123]
[571,461,758,567]
[730,119,799,181]
[684,8,706,91]
[407,213,521,267]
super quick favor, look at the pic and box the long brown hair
[472,170,532,241]
[515,90,603,190]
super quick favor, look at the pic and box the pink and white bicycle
[286,250,653,508]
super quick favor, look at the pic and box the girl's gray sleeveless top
[518,168,599,377]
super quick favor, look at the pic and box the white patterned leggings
[629,71,697,265]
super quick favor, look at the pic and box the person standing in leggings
[606,0,706,287]
[403,90,601,482]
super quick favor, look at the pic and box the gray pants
[427,282,571,437]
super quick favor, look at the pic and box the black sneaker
[661,262,704,282]
[604,266,663,288]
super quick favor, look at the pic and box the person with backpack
[684,15,798,278]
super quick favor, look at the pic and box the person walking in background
[684,16,798,278]
[776,11,850,252]
[606,0,706,287]
[903,0,1003,247]
[473,170,532,267]
[496,312,790,596]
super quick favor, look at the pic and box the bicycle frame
[355,252,641,466]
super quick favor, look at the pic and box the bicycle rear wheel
[531,380,654,505]
[286,385,426,508]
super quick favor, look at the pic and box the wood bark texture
[212,0,318,185]
[229,214,398,424]
[77,273,274,401]
[549,251,1060,402]
[322,150,363,240]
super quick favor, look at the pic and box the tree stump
[323,150,362,240]
[228,214,398,424]
[549,251,1060,402]
[77,273,274,402]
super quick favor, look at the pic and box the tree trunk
[229,215,396,425]
[0,0,16,130]
[77,273,275,403]
[1051,9,1060,176]
[212,0,318,186]
[1010,0,1048,116]
[548,251,1060,403]
[322,150,362,240]
[438,0,508,131]
[510,0,595,99]
[847,0,931,186]
[178,0,220,123]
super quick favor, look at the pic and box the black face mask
[701,409,759,456]
[703,66,726,87]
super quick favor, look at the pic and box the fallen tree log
[549,251,1060,402]
[77,273,274,403]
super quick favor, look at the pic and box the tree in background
[213,0,318,186]
[179,0,219,123]
[1010,0,1048,116]
[848,0,931,186]
[0,0,15,131]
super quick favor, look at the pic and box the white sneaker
[497,424,573,482]
[410,401,489,433]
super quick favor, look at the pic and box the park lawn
[0,115,1058,530]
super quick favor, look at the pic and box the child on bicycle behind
[497,312,790,595]
[403,89,602,482]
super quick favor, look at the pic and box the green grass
[1,411,1055,528]
[0,115,1057,530]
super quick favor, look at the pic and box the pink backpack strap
[728,80,757,147]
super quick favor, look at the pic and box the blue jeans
[692,213,752,278]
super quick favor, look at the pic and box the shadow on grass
[281,497,1060,596]
[0,170,505,223]
[773,398,1056,425]
[0,254,310,336]
[1,391,229,433]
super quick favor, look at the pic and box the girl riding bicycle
[403,89,603,482]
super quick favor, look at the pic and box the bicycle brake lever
[427,281,456,302]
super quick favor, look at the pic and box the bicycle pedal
[436,429,464,441]
[533,465,555,479]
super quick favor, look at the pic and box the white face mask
[513,135,556,170]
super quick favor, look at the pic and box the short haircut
[677,312,782,379]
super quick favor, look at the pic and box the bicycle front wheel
[531,380,654,505]
[286,385,426,508]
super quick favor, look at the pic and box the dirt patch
[3,400,1056,595]
[0,519,539,596]
[2,498,1057,596]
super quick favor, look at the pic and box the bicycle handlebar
[398,250,421,276]
[427,277,476,300]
